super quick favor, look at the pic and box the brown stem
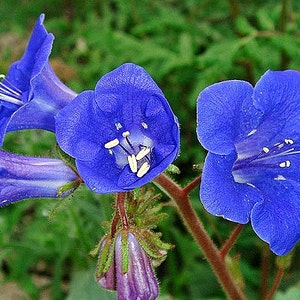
[154,173,247,300]
[117,192,129,229]
[182,176,201,195]
[264,268,284,300]
[260,248,270,300]
[220,224,244,259]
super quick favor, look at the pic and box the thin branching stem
[154,173,247,300]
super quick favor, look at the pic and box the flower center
[0,75,23,106]
[104,122,153,178]
[232,138,300,184]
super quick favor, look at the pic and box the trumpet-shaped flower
[197,70,300,255]
[0,14,77,146]
[97,232,159,300]
[56,63,179,193]
[0,149,78,207]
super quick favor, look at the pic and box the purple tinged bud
[115,232,159,300]
[97,236,116,291]
[0,149,78,207]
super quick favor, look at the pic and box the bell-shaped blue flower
[0,14,77,146]
[56,63,180,193]
[197,70,300,255]
[0,149,79,207]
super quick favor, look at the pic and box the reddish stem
[220,224,244,259]
[264,268,284,300]
[182,176,201,195]
[117,192,129,229]
[154,173,246,300]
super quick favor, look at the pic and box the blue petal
[56,90,117,161]
[200,152,262,223]
[251,179,300,255]
[252,70,300,143]
[197,80,259,155]
[6,14,50,91]
[8,63,76,133]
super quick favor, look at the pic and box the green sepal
[55,143,77,171]
[96,235,115,277]
[166,164,181,175]
[121,231,129,274]
[276,251,293,270]
[57,179,81,197]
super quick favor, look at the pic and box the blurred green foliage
[1,0,300,299]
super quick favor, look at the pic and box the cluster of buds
[94,188,172,300]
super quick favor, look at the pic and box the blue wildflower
[197,70,300,255]
[0,149,79,207]
[56,63,179,193]
[0,14,77,146]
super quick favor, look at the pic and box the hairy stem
[264,268,284,300]
[117,192,129,229]
[154,173,247,300]
[220,224,244,259]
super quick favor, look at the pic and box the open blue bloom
[56,63,179,193]
[0,149,79,207]
[197,70,300,255]
[0,14,77,146]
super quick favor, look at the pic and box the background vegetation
[1,0,300,299]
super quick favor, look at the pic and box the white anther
[247,129,257,136]
[141,122,148,129]
[279,160,291,168]
[104,138,120,149]
[0,74,5,79]
[262,147,270,154]
[274,175,286,181]
[108,149,113,155]
[115,122,123,130]
[122,131,130,138]
[136,147,151,160]
[285,139,294,145]
[128,154,138,173]
[277,143,285,149]
[137,162,150,177]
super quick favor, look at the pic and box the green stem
[154,173,247,300]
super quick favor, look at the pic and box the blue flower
[0,14,77,146]
[56,63,180,193]
[0,149,79,207]
[197,70,300,255]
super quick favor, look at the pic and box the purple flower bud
[115,232,159,300]
[0,14,77,146]
[0,149,78,207]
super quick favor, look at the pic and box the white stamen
[247,129,257,136]
[122,131,130,138]
[246,183,256,188]
[285,139,294,145]
[279,160,291,168]
[277,143,285,149]
[141,122,148,129]
[136,147,151,160]
[0,74,5,79]
[127,154,138,173]
[262,147,269,154]
[137,162,150,177]
[115,122,122,130]
[104,138,119,149]
[108,149,113,155]
[274,175,286,181]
